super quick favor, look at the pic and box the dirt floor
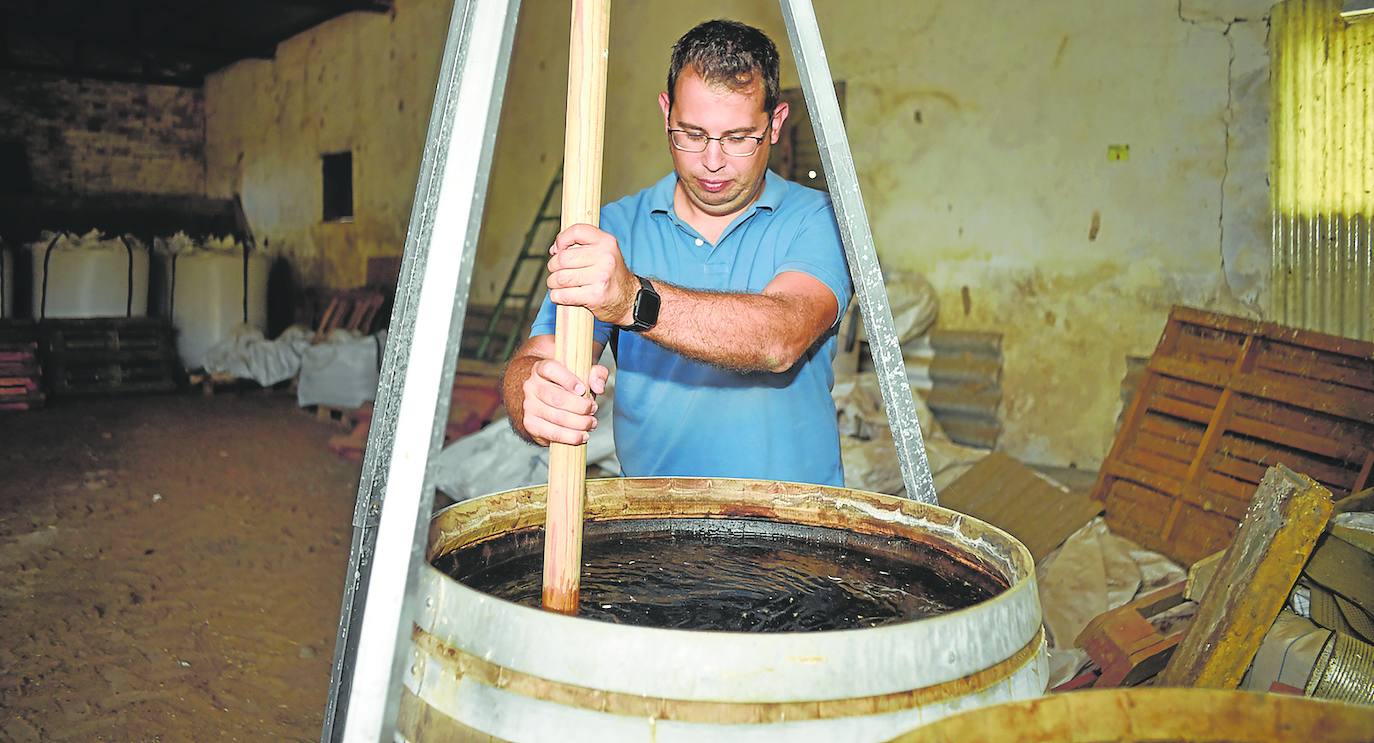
[0,392,365,741]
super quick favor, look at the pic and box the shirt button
[694,238,704,247]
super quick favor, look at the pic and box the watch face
[635,286,661,327]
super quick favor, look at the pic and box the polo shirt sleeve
[527,297,616,345]
[775,200,853,327]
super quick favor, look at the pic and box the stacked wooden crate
[1093,306,1374,565]
[41,318,178,396]
[0,321,45,411]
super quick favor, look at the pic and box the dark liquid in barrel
[435,518,1006,632]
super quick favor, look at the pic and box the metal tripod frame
[323,1,937,739]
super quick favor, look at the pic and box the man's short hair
[667,19,781,114]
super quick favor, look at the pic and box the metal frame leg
[780,0,939,505]
[320,0,523,740]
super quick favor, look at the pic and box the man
[501,19,852,486]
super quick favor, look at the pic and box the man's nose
[702,139,727,171]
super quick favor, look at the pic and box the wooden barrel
[400,477,1047,742]
[891,688,1374,742]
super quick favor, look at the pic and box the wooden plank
[1151,374,1224,409]
[1227,406,1365,463]
[1207,453,1267,484]
[1134,429,1199,463]
[937,452,1101,562]
[1139,413,1205,447]
[1197,470,1256,503]
[1101,460,1185,499]
[1122,446,1192,481]
[1157,465,1332,688]
[1171,305,1374,360]
[1255,347,1374,393]
[1150,395,1218,427]
[1354,450,1374,492]
[1229,374,1374,426]
[1217,433,1358,492]
[1172,327,1243,365]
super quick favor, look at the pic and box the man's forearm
[501,352,541,443]
[642,281,825,373]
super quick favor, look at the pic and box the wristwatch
[621,275,660,332]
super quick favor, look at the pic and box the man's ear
[658,91,671,128]
[769,101,790,144]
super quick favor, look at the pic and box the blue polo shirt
[530,170,852,486]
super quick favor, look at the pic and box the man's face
[658,69,789,219]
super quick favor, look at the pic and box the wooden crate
[40,318,178,396]
[1093,306,1374,565]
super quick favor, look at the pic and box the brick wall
[0,70,205,197]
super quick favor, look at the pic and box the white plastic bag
[297,329,385,408]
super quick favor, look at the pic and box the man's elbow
[762,339,807,374]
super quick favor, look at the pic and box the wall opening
[322,151,354,222]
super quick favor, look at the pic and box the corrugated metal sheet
[1271,0,1374,340]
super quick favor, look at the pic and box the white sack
[297,329,386,409]
[162,235,269,370]
[28,230,150,318]
[433,392,620,503]
[203,324,313,386]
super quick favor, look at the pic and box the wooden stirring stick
[543,0,609,615]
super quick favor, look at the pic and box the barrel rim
[416,477,1044,703]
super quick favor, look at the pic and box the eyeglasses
[667,123,770,157]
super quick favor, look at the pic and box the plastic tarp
[155,232,269,371]
[202,325,313,386]
[297,329,387,409]
[27,230,150,318]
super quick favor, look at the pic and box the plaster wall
[205,0,1276,467]
[204,0,450,287]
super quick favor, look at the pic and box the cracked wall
[808,0,1276,467]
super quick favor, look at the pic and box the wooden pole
[1157,464,1332,688]
[542,0,609,615]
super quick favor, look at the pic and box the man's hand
[504,335,610,446]
[547,223,638,326]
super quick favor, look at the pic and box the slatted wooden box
[1093,306,1374,565]
[40,318,178,396]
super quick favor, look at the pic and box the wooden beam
[542,0,609,615]
[1157,465,1332,688]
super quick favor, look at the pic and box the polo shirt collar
[648,169,786,217]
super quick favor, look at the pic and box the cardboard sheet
[940,452,1102,562]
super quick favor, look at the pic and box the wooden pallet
[0,322,45,411]
[40,318,178,396]
[1093,306,1374,565]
